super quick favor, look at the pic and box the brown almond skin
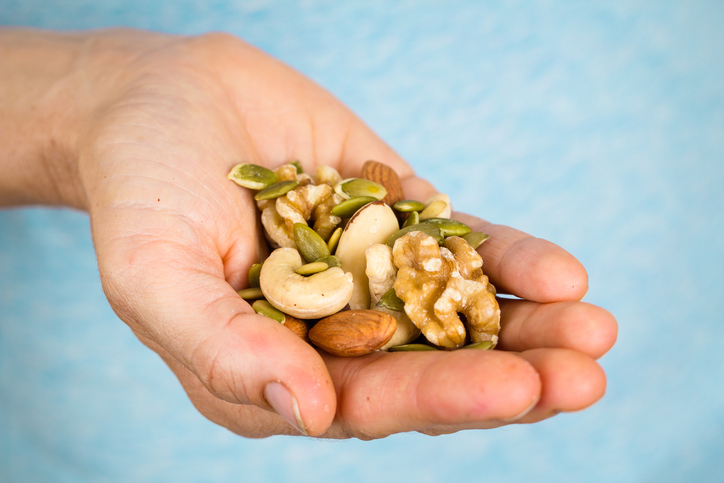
[361,160,405,206]
[309,309,397,357]
[283,314,310,343]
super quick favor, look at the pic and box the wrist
[0,28,169,209]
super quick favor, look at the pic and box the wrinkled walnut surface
[392,231,500,349]
[257,165,343,248]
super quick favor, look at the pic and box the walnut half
[392,231,500,349]
[257,165,343,248]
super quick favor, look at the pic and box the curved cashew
[365,244,397,306]
[259,248,354,319]
[365,243,421,349]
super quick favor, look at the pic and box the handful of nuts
[228,160,500,356]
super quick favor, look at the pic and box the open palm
[78,31,616,438]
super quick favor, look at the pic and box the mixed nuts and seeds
[227,160,501,356]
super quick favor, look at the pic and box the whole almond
[283,314,310,342]
[361,160,405,206]
[308,309,397,357]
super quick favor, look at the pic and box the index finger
[454,212,588,302]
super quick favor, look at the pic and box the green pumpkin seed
[293,223,330,263]
[291,160,304,174]
[326,227,343,254]
[388,343,439,352]
[315,255,342,268]
[252,300,286,323]
[386,223,443,247]
[402,210,419,228]
[418,199,448,220]
[421,217,472,237]
[393,200,425,213]
[462,231,491,249]
[331,196,377,218]
[253,180,299,201]
[248,263,262,288]
[461,340,495,350]
[237,287,264,300]
[296,261,329,276]
[227,163,277,190]
[334,178,387,200]
[376,287,405,312]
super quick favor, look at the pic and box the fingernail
[263,382,308,436]
[500,398,539,423]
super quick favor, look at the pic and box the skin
[0,28,617,439]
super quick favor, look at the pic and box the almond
[361,160,405,206]
[308,309,397,357]
[283,314,310,342]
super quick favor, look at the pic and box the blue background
[2,1,723,482]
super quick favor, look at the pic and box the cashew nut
[365,243,421,349]
[259,247,354,319]
[365,244,397,306]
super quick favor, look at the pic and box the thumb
[96,225,336,436]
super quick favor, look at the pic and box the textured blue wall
[2,1,723,482]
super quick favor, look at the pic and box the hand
[2,29,617,438]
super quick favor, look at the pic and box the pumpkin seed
[293,223,330,263]
[253,180,299,201]
[291,160,304,174]
[420,217,472,237]
[296,261,329,276]
[462,231,491,249]
[252,300,286,323]
[393,200,425,213]
[334,178,387,200]
[376,287,405,312]
[461,340,495,350]
[388,343,439,352]
[315,255,342,268]
[386,223,443,247]
[331,196,377,218]
[237,287,264,300]
[326,227,343,254]
[227,163,277,190]
[418,199,448,220]
[402,210,419,228]
[248,263,262,288]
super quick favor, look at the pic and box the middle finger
[496,299,618,359]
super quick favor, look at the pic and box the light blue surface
[2,1,723,482]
